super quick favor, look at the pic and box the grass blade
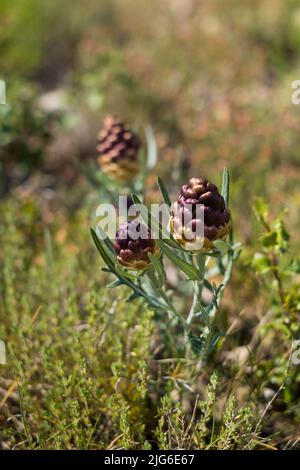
[221,167,230,207]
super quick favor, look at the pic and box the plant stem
[144,269,185,326]
[186,254,206,326]
[144,269,185,356]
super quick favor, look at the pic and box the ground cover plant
[1,0,300,450]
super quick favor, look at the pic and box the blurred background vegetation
[1,0,300,449]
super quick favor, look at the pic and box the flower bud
[97,116,140,182]
[114,221,158,270]
[170,177,231,252]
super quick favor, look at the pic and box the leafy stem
[144,268,186,327]
[186,254,206,326]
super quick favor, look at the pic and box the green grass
[0,196,298,450]
[0,197,256,449]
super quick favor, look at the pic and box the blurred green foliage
[0,0,42,76]
[0,81,60,196]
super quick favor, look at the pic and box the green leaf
[131,193,152,230]
[115,264,138,281]
[162,237,183,250]
[107,279,123,288]
[216,256,225,275]
[232,242,242,251]
[126,291,141,303]
[288,258,300,274]
[157,240,202,281]
[188,334,205,354]
[274,219,290,252]
[262,231,278,248]
[207,332,222,355]
[252,252,271,273]
[253,198,269,219]
[96,226,115,254]
[148,253,167,286]
[213,239,230,256]
[157,176,171,207]
[104,263,169,311]
[276,220,290,242]
[221,167,230,207]
[90,228,116,272]
[204,250,223,258]
[211,284,224,308]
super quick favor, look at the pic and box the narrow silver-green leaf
[115,264,138,281]
[96,226,115,254]
[90,228,115,272]
[213,239,230,256]
[157,176,171,207]
[107,279,123,288]
[221,167,230,207]
[148,253,167,286]
[157,240,202,281]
